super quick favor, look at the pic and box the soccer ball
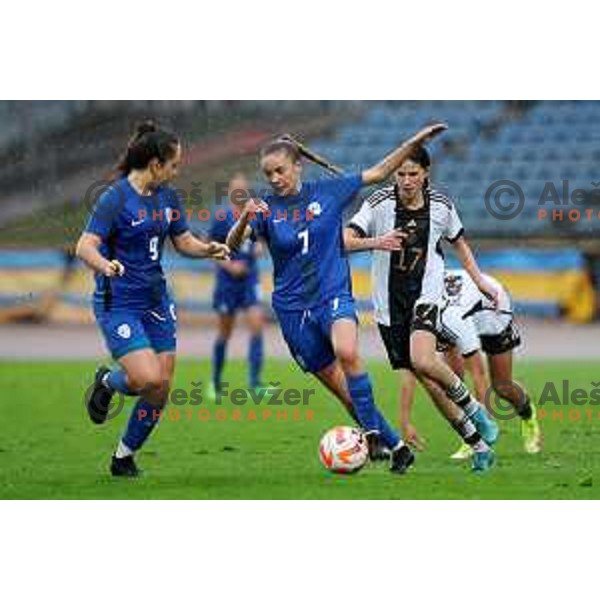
[319,426,369,474]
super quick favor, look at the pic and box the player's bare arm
[344,227,407,253]
[172,231,230,260]
[451,236,499,306]
[75,232,125,277]
[362,123,447,187]
[226,198,269,251]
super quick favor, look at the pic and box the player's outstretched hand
[374,229,407,252]
[207,241,230,261]
[104,259,125,277]
[402,423,426,452]
[411,122,448,146]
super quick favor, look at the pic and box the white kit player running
[440,269,542,458]
[344,145,499,472]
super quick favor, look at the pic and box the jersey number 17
[394,247,423,273]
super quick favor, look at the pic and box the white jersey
[440,270,513,355]
[348,185,464,327]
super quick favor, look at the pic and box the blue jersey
[250,174,363,312]
[84,177,189,311]
[210,209,258,287]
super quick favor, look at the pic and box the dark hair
[260,135,344,179]
[405,145,431,191]
[260,138,302,163]
[404,145,431,169]
[116,120,179,176]
[395,145,431,196]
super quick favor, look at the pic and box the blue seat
[307,100,600,242]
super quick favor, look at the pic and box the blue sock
[346,373,401,449]
[212,337,227,388]
[122,398,161,452]
[249,334,263,388]
[373,407,401,449]
[106,369,136,396]
[346,373,380,432]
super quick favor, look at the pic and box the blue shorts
[275,294,357,373]
[213,280,261,315]
[94,297,177,360]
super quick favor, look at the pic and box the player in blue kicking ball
[207,173,269,399]
[76,121,229,477]
[227,125,447,474]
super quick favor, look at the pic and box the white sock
[115,440,134,459]
[473,439,490,453]
[459,397,480,419]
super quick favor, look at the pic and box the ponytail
[260,138,302,164]
[261,134,343,175]
[115,120,179,177]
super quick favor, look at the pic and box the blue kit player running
[208,173,267,396]
[76,121,229,477]
[227,125,447,474]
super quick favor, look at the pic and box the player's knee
[247,315,263,335]
[410,352,435,377]
[129,372,164,399]
[248,322,262,336]
[336,346,361,373]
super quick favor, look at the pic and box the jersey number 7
[298,230,309,255]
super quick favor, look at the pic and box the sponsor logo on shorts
[117,323,131,339]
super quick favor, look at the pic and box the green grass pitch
[0,359,598,499]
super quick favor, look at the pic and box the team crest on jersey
[308,201,322,217]
[117,324,131,339]
[444,273,463,297]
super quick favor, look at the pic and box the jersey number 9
[149,236,159,261]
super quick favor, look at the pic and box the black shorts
[480,321,521,356]
[412,303,440,335]
[378,322,411,370]
[378,304,443,370]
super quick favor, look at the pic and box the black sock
[447,380,469,402]
[517,395,533,420]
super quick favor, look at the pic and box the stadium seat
[306,101,600,238]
